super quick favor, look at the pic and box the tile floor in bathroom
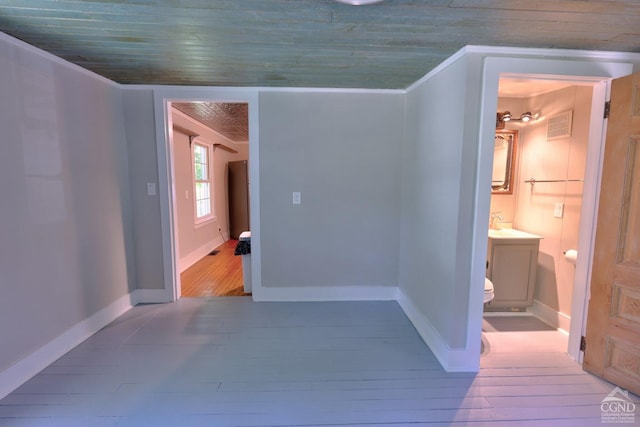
[481,314,571,362]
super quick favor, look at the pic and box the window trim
[192,141,214,225]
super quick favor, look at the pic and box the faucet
[490,212,503,229]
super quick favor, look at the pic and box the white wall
[171,108,248,272]
[122,88,165,291]
[398,54,485,370]
[259,91,404,290]
[0,33,134,389]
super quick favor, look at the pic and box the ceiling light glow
[335,0,384,5]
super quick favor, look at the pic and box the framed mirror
[492,129,517,194]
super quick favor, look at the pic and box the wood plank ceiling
[1,0,639,90]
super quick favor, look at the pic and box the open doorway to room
[168,101,250,298]
[481,73,607,365]
[153,87,260,303]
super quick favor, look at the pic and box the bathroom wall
[496,86,593,319]
[171,109,248,272]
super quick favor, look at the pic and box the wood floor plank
[180,239,248,297]
[0,299,633,427]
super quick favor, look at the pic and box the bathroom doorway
[483,73,606,362]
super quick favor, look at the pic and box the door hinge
[580,335,587,352]
[604,101,611,119]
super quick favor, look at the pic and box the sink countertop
[488,228,543,240]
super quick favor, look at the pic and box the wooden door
[583,71,640,395]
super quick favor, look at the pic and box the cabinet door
[490,244,538,307]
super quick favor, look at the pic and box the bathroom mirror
[492,130,517,194]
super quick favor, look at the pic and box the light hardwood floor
[0,299,633,426]
[180,239,249,297]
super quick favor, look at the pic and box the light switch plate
[146,182,156,196]
[293,191,301,205]
[554,202,564,218]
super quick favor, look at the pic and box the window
[193,142,212,222]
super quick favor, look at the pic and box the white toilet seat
[484,278,495,303]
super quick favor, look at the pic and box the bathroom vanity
[486,229,542,311]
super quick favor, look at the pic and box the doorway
[483,76,598,356]
[479,64,610,368]
[169,102,250,297]
[153,87,261,302]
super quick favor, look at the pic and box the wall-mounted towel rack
[524,178,584,184]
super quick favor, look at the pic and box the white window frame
[192,141,214,224]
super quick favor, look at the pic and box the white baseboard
[531,299,571,333]
[0,284,483,400]
[179,236,224,273]
[0,293,135,400]
[253,285,399,302]
[132,288,174,304]
[397,289,478,373]
[483,311,533,317]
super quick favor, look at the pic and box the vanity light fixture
[334,0,384,5]
[498,111,532,124]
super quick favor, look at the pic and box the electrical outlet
[293,191,301,205]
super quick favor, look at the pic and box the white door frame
[153,87,261,301]
[473,53,635,363]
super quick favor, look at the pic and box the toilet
[484,277,495,303]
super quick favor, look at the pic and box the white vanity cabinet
[486,229,542,310]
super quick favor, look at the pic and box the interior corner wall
[399,55,475,351]
[258,91,404,290]
[0,33,134,381]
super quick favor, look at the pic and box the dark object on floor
[208,250,220,256]
[234,240,250,255]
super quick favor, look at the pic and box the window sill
[194,216,216,229]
